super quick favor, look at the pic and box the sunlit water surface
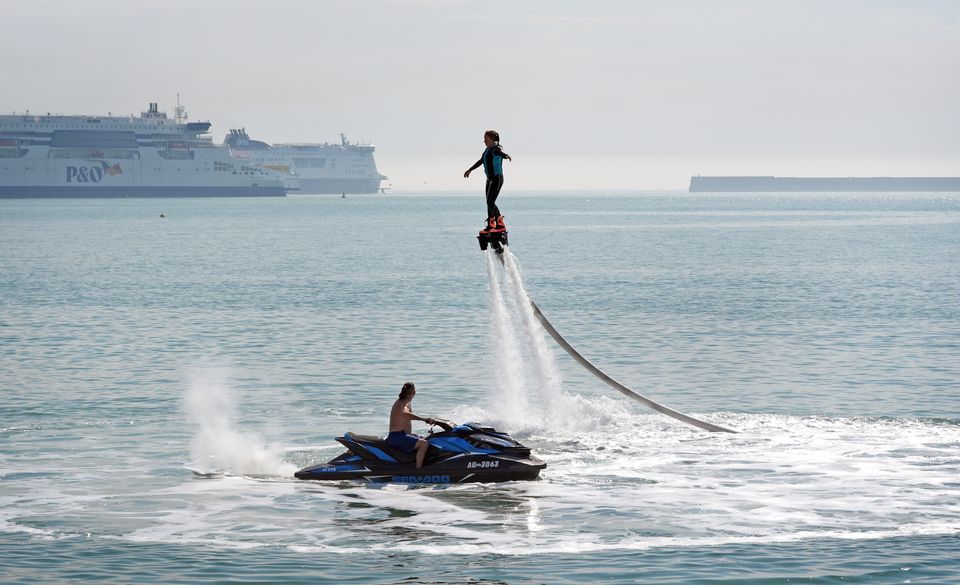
[2,192,959,583]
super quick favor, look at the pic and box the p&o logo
[66,161,124,183]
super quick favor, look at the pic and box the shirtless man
[387,382,436,469]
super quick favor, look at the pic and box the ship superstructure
[225,129,386,194]
[0,102,287,197]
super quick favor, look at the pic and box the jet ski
[294,420,545,484]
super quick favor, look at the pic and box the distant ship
[0,102,287,197]
[225,129,386,194]
[689,176,960,192]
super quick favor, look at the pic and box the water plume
[482,250,612,432]
[185,369,296,476]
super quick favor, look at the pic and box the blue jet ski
[294,420,545,484]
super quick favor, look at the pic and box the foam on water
[4,367,959,556]
[55,412,951,556]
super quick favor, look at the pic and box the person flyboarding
[464,130,512,234]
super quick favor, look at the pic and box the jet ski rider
[388,382,436,469]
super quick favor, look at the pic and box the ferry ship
[0,102,287,197]
[225,129,386,194]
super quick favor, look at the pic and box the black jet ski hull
[295,455,545,483]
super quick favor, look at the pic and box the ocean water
[1,192,959,584]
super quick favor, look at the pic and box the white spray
[502,252,564,403]
[185,369,296,476]
[483,250,614,432]
[484,253,530,422]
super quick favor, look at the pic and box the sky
[2,0,958,190]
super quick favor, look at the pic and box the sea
[1,192,959,584]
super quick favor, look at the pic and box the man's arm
[404,411,436,425]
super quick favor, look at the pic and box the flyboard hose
[498,252,736,433]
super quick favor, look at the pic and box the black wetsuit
[470,145,510,218]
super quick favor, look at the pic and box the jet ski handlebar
[427,418,454,431]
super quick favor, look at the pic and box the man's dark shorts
[386,431,420,452]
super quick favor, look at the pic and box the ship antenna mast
[174,93,188,124]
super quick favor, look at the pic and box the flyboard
[477,222,508,253]
[481,223,736,433]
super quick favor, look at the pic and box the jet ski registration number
[466,461,500,469]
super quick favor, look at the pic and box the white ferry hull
[0,185,284,198]
[0,103,289,198]
[0,155,285,197]
[292,178,383,194]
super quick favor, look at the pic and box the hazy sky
[3,0,958,189]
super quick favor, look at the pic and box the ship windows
[214,161,234,171]
[50,130,137,149]
[292,157,326,168]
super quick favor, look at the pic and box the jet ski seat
[345,432,383,443]
[344,432,417,464]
